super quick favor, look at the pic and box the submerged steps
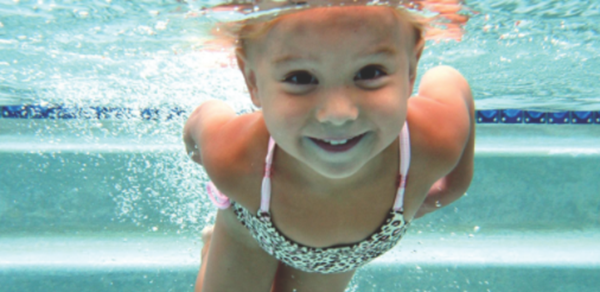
[2,122,599,233]
[1,232,599,292]
[1,120,600,291]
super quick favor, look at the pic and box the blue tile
[595,112,600,124]
[571,111,593,124]
[141,108,160,120]
[56,106,80,119]
[25,105,50,119]
[501,109,523,123]
[476,110,498,123]
[166,108,187,120]
[76,107,97,119]
[95,107,134,119]
[44,106,63,119]
[524,111,547,124]
[548,111,570,124]
[2,105,28,118]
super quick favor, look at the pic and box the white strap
[393,122,411,211]
[260,137,277,213]
[399,122,411,177]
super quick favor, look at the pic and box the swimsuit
[206,123,411,274]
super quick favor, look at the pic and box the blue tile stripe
[477,110,600,124]
[1,105,599,124]
[0,105,187,121]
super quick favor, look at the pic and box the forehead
[274,6,399,34]
[252,7,411,59]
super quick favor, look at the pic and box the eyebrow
[271,54,317,66]
[360,45,399,58]
[271,45,398,66]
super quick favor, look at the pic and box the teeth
[323,139,348,145]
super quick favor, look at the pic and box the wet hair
[205,0,471,75]
[211,6,425,55]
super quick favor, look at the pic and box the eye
[354,65,386,81]
[283,71,318,85]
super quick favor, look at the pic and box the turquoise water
[1,0,599,110]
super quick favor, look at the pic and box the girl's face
[240,7,422,179]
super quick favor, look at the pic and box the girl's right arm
[183,100,237,165]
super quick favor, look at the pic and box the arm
[183,100,237,165]
[412,66,475,219]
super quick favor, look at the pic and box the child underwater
[183,1,475,291]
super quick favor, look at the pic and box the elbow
[183,105,206,166]
[184,134,203,165]
[442,154,474,196]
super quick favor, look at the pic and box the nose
[315,87,359,126]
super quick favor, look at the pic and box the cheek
[262,95,311,135]
[363,88,407,121]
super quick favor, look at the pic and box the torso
[267,139,400,248]
[203,108,453,260]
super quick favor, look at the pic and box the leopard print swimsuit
[206,123,411,274]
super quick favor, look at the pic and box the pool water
[1,0,600,291]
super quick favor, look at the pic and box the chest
[267,168,403,248]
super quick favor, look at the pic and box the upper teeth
[323,139,348,145]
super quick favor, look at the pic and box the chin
[312,161,366,180]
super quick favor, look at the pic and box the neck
[273,139,399,197]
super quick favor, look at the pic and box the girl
[184,3,474,291]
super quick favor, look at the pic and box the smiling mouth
[308,133,366,153]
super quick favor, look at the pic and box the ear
[236,48,261,108]
[408,38,425,93]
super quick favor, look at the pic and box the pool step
[1,138,599,234]
[1,120,600,291]
[1,233,599,292]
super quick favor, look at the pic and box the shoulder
[407,66,474,177]
[200,110,269,200]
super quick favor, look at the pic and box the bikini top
[206,123,411,274]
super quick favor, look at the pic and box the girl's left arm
[412,66,475,219]
[414,128,474,218]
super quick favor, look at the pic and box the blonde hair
[211,6,426,54]
[203,1,470,70]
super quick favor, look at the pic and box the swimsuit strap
[393,122,411,212]
[260,122,410,213]
[259,137,276,213]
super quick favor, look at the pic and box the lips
[309,133,366,153]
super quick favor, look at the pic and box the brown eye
[354,65,386,81]
[284,71,318,85]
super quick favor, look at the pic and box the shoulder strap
[393,122,411,212]
[259,137,276,213]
